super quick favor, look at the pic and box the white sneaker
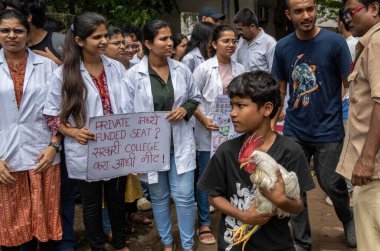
[137,197,152,211]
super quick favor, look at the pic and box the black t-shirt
[29,31,62,60]
[198,133,315,251]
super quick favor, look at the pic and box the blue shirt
[272,29,351,143]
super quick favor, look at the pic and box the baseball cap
[198,6,225,20]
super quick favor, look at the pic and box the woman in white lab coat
[182,21,215,72]
[123,20,200,251]
[192,24,246,245]
[0,9,61,250]
[43,12,129,251]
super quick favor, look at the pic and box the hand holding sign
[74,127,95,145]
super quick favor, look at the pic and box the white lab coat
[123,56,200,184]
[193,55,246,151]
[43,55,127,180]
[181,47,205,73]
[0,48,59,171]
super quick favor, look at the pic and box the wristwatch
[49,142,62,152]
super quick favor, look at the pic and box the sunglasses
[0,27,27,35]
[343,5,365,23]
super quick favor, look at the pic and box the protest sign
[87,112,170,180]
[211,95,241,156]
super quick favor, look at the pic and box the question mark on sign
[155,128,161,139]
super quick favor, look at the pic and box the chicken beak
[240,162,248,169]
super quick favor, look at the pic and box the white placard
[87,112,170,180]
[211,95,241,156]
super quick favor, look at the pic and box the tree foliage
[46,0,178,26]
[316,0,342,22]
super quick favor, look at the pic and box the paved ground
[75,177,357,251]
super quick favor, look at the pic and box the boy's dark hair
[233,8,258,27]
[227,71,281,119]
[338,9,350,31]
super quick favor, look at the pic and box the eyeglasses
[109,40,139,49]
[218,38,238,45]
[343,5,365,23]
[0,27,27,35]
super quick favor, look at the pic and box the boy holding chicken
[198,71,315,251]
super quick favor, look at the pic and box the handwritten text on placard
[87,112,170,180]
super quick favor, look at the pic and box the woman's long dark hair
[184,21,215,60]
[60,12,106,127]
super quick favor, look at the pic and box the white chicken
[228,134,301,250]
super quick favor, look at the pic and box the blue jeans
[141,181,151,201]
[290,140,352,250]
[148,155,195,250]
[102,207,112,234]
[58,160,77,251]
[196,151,211,227]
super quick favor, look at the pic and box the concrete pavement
[75,177,356,251]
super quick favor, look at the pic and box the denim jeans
[102,207,112,234]
[77,177,127,251]
[196,151,211,227]
[57,155,77,251]
[290,140,352,250]
[148,154,195,250]
[141,181,151,201]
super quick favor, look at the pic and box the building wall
[162,0,337,39]
[162,0,257,34]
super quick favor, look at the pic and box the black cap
[198,6,225,20]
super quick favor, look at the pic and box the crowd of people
[0,0,379,251]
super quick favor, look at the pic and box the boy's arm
[209,195,273,225]
[259,169,303,214]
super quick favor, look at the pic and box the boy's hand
[242,203,272,225]
[260,169,287,207]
